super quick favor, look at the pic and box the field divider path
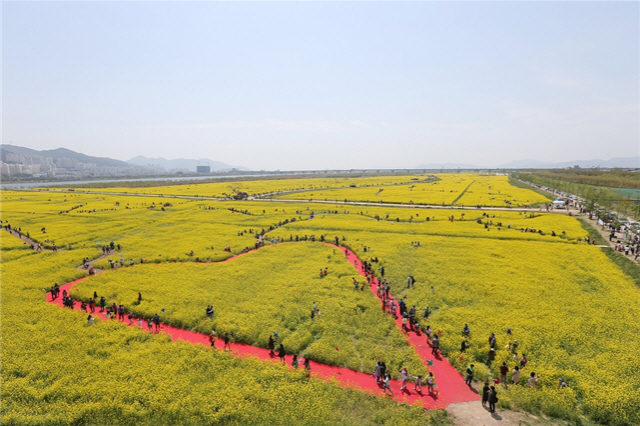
[450,179,475,206]
[43,240,479,408]
[17,187,556,212]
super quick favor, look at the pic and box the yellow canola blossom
[453,175,552,207]
[1,237,430,425]
[36,173,551,207]
[74,243,428,377]
[270,224,640,424]
[48,174,422,198]
[278,174,551,207]
[1,175,637,425]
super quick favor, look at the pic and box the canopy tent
[552,198,566,208]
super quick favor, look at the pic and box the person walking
[511,366,521,385]
[153,313,160,333]
[399,367,409,391]
[487,348,496,367]
[465,364,474,386]
[374,362,383,384]
[488,386,498,413]
[426,372,435,394]
[413,375,424,393]
[431,335,440,356]
[268,335,275,356]
[291,354,299,369]
[303,358,311,376]
[223,333,231,351]
[499,362,509,388]
[482,381,490,407]
[209,331,217,347]
[277,343,286,362]
[382,373,394,396]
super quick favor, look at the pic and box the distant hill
[1,145,130,167]
[497,156,640,169]
[496,159,556,169]
[127,156,249,172]
[414,156,640,170]
[415,162,479,169]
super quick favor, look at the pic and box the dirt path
[446,400,562,426]
[2,227,49,250]
[579,213,639,263]
[75,252,112,274]
[2,228,116,272]
[515,180,638,263]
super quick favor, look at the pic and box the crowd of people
[51,284,169,334]
[35,216,580,416]
[607,223,640,261]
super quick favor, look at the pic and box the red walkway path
[340,246,479,406]
[47,244,479,408]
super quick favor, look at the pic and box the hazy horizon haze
[4,2,639,170]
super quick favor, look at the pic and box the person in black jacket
[488,386,498,413]
[481,381,490,407]
[268,335,275,356]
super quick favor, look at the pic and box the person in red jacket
[499,362,509,388]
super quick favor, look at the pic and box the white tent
[552,198,566,208]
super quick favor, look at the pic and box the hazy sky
[4,2,639,170]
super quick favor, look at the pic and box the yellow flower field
[0,236,430,425]
[268,212,640,424]
[0,190,580,269]
[276,174,469,205]
[454,175,552,207]
[2,173,639,425]
[277,174,551,207]
[37,173,551,207]
[73,243,428,377]
[48,174,422,198]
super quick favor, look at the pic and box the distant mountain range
[127,156,249,172]
[415,162,479,169]
[416,156,640,170]
[3,144,637,173]
[496,156,640,169]
[0,144,248,173]
[1,145,130,168]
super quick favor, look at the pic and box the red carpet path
[47,243,479,409]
